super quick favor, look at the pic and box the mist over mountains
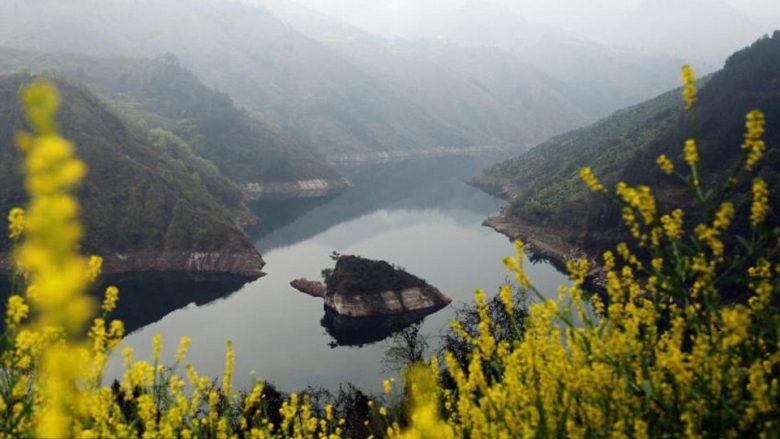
[2,0,763,164]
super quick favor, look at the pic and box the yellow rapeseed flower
[499,284,514,314]
[660,209,684,239]
[681,65,697,110]
[580,167,605,192]
[750,178,769,227]
[7,207,25,239]
[101,286,119,313]
[222,340,235,397]
[684,139,699,167]
[656,154,674,175]
[616,182,657,224]
[175,336,192,363]
[741,110,766,171]
[152,333,163,364]
[5,295,29,328]
[87,255,103,282]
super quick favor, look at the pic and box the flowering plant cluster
[1,65,778,438]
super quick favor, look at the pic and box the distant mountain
[0,47,344,196]
[516,37,685,116]
[471,33,780,259]
[0,74,265,277]
[259,0,688,147]
[596,0,768,66]
[0,0,630,163]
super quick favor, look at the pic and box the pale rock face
[243,177,351,200]
[290,278,327,298]
[325,287,452,317]
[289,278,452,318]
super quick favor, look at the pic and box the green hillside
[0,74,265,276]
[474,32,780,255]
[0,48,340,186]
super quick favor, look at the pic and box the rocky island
[290,255,452,318]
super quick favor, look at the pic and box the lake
[105,156,568,393]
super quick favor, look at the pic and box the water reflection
[0,272,251,335]
[252,156,503,252]
[321,308,438,348]
[96,272,252,333]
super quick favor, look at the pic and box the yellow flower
[5,295,29,328]
[660,209,684,239]
[713,202,734,231]
[222,340,235,397]
[741,110,765,171]
[681,65,697,110]
[580,167,605,192]
[175,336,192,363]
[102,286,119,313]
[7,207,25,239]
[750,178,769,227]
[656,154,674,175]
[87,255,103,282]
[684,139,699,167]
[152,333,163,364]
[383,379,393,395]
[499,284,514,315]
[616,183,657,224]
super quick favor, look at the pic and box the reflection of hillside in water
[252,156,503,253]
[1,273,251,335]
[94,273,251,334]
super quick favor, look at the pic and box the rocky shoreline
[468,177,605,286]
[243,177,351,200]
[325,145,504,167]
[0,249,266,279]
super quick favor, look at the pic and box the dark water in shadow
[49,156,567,393]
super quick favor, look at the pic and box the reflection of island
[321,308,432,347]
[252,156,504,252]
[92,272,250,333]
[291,255,451,347]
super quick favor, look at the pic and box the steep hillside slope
[0,48,346,197]
[472,33,780,260]
[0,75,265,276]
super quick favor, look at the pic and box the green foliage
[477,33,780,257]
[0,74,260,265]
[326,255,435,297]
[0,48,338,184]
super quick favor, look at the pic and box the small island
[290,255,452,318]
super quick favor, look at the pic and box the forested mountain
[0,48,342,191]
[472,32,780,256]
[0,75,265,276]
[0,0,668,163]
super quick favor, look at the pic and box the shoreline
[242,177,352,200]
[0,250,266,279]
[467,175,605,285]
[484,209,607,288]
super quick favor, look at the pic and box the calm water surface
[107,157,567,393]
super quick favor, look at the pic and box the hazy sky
[287,0,780,36]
